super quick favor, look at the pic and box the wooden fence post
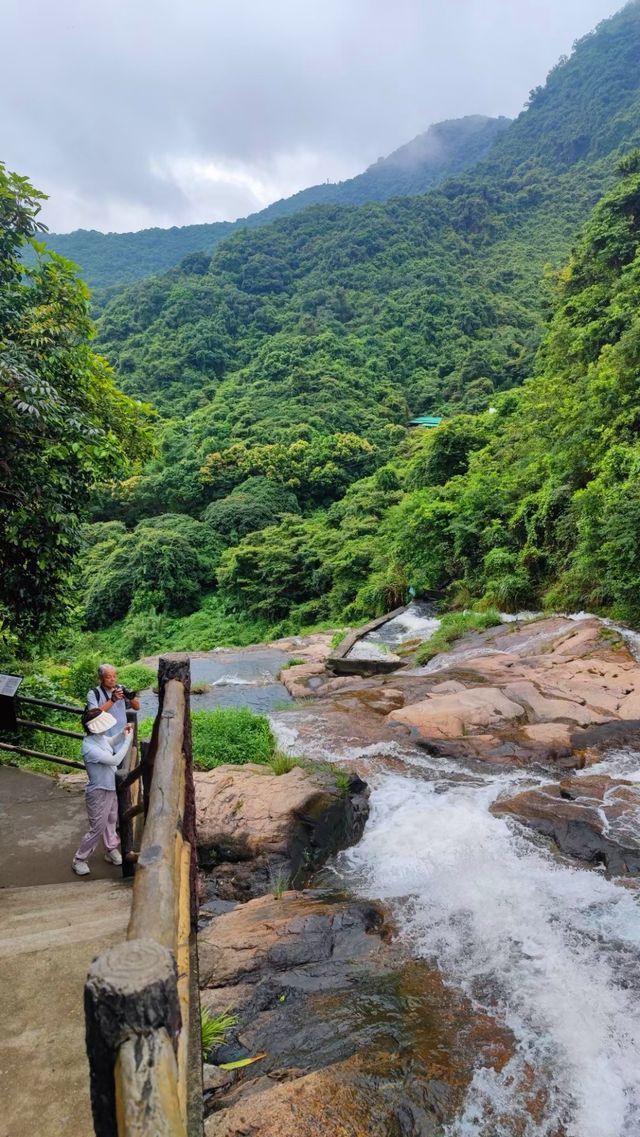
[84,938,184,1137]
[156,658,197,916]
[116,711,140,879]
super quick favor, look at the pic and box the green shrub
[117,663,156,692]
[139,706,275,770]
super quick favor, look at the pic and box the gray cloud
[3,0,623,232]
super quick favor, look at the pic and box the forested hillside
[215,156,640,627]
[59,2,640,657]
[6,3,640,668]
[35,116,509,291]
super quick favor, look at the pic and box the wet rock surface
[493,774,640,874]
[199,892,515,1137]
[390,618,640,766]
[192,613,640,1133]
[282,616,640,769]
[195,764,369,899]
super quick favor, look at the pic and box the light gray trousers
[75,788,119,861]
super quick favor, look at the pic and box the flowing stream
[336,758,640,1137]
[269,609,640,1137]
[268,722,640,1136]
[144,615,640,1134]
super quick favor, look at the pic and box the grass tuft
[270,868,290,899]
[415,609,502,665]
[330,629,349,650]
[268,751,304,776]
[200,1007,239,1055]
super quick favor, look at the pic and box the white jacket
[81,732,132,792]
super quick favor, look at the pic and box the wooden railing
[0,688,86,769]
[84,658,203,1137]
[0,685,142,883]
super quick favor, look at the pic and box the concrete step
[0,879,131,1137]
[0,879,130,958]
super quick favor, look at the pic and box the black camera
[114,684,136,700]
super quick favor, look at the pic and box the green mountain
[37,116,510,292]
[98,3,640,421]
[215,158,640,628]
[80,2,640,643]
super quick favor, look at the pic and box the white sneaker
[72,859,90,876]
[104,848,122,866]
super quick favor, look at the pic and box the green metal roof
[408,416,443,427]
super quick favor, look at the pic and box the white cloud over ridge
[2,0,622,232]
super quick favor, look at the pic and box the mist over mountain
[36,115,510,292]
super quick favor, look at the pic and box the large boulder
[195,764,369,897]
[389,685,524,740]
[200,892,515,1137]
[493,774,640,874]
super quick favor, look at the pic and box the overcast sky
[3,0,623,234]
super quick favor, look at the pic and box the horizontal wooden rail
[0,740,84,770]
[119,764,144,791]
[85,658,202,1137]
[16,717,84,740]
[121,801,145,825]
[17,694,84,715]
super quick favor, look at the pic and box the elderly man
[86,663,141,739]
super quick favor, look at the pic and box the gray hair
[98,663,116,679]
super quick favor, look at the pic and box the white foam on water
[346,641,401,662]
[210,670,279,687]
[362,601,441,649]
[210,674,254,686]
[338,768,640,1137]
[269,718,301,755]
[575,748,640,784]
[498,610,543,623]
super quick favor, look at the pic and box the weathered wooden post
[85,939,185,1137]
[115,710,141,879]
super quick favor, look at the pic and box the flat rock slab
[493,774,640,874]
[200,892,516,1137]
[279,661,326,699]
[389,685,525,739]
[195,764,369,897]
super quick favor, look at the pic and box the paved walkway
[0,765,119,888]
[0,766,130,1137]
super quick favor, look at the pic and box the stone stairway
[0,878,130,1137]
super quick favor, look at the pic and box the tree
[0,164,151,650]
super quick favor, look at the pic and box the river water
[147,616,640,1135]
[271,609,640,1137]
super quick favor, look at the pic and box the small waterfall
[336,762,640,1137]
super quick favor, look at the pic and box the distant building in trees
[407,416,444,429]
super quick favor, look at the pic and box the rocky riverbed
[194,765,521,1137]
[194,612,640,1137]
